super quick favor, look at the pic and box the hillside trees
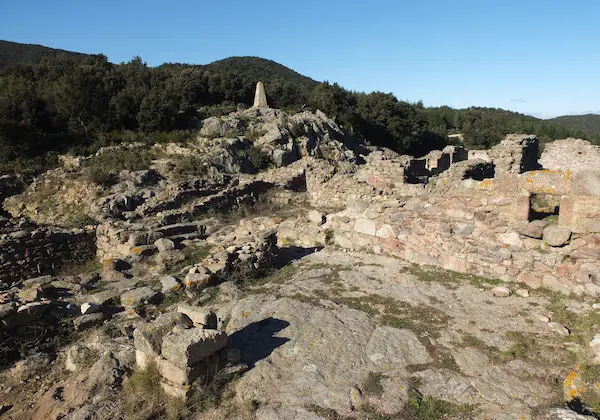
[0,52,598,176]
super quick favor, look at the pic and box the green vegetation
[1,41,598,177]
[404,392,474,419]
[548,114,600,134]
[84,147,159,185]
[403,264,503,289]
[123,362,243,419]
[0,40,84,71]
[166,244,213,275]
[167,155,208,180]
[500,331,539,360]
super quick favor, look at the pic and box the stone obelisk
[252,81,268,108]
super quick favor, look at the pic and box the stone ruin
[2,98,600,414]
[299,133,600,296]
[134,309,228,399]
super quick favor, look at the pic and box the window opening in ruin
[528,193,560,222]
[462,162,496,181]
[404,160,430,184]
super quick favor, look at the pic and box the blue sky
[1,0,599,118]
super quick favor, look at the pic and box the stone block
[354,219,377,236]
[307,210,325,226]
[155,238,176,253]
[512,195,531,221]
[135,349,155,370]
[542,225,571,247]
[184,272,213,289]
[160,276,182,294]
[121,287,161,309]
[559,196,600,234]
[516,220,550,239]
[177,304,218,329]
[161,329,227,367]
[73,312,105,331]
[439,255,468,273]
[520,170,572,195]
[80,302,102,315]
[375,224,396,239]
[498,232,523,248]
[156,356,206,386]
[133,312,193,358]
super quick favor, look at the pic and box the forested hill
[202,57,319,92]
[0,40,86,71]
[0,40,599,176]
[548,114,600,134]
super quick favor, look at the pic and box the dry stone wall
[0,221,96,285]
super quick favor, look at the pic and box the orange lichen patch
[476,179,495,189]
[565,377,573,387]
[131,247,143,255]
[242,311,249,318]
[567,389,578,399]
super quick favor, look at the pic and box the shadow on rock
[277,246,323,267]
[568,398,600,419]
[227,317,290,368]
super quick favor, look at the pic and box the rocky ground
[2,244,600,419]
[2,106,600,419]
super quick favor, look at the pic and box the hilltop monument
[253,81,268,108]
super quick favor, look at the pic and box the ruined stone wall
[488,134,539,174]
[541,139,600,173]
[0,225,96,285]
[326,186,600,297]
[306,157,425,209]
[307,134,600,296]
[96,220,206,260]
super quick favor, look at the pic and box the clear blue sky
[2,0,599,118]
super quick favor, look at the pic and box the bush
[168,154,209,181]
[245,146,271,172]
[84,147,158,186]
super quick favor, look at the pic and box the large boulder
[200,117,245,138]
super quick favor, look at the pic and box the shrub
[245,146,271,172]
[84,147,157,186]
[168,155,209,181]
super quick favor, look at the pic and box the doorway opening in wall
[462,162,496,181]
[528,193,560,222]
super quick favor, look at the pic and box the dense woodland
[0,42,598,176]
[548,114,600,134]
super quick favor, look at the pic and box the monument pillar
[253,81,268,108]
